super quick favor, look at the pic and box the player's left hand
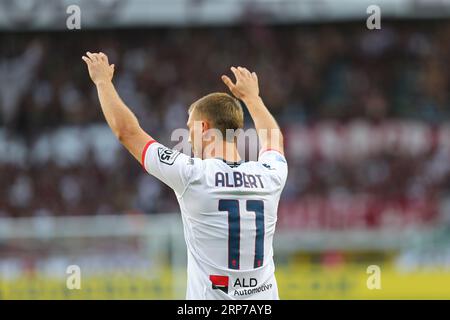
[82,51,115,86]
[222,66,259,101]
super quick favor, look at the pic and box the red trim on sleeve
[141,140,157,170]
[259,148,284,157]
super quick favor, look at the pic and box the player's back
[179,151,288,299]
[142,141,288,299]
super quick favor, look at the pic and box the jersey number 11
[218,199,264,270]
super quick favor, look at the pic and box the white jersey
[142,140,288,300]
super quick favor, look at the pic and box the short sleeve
[141,140,195,195]
[258,149,288,186]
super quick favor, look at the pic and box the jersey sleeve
[141,140,195,195]
[258,149,288,186]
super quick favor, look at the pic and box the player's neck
[203,141,241,162]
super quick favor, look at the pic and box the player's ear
[201,120,211,134]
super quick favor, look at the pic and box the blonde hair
[189,92,244,141]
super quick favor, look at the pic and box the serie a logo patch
[157,147,180,165]
[209,275,229,294]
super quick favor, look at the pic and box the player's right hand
[82,51,115,86]
[222,66,259,101]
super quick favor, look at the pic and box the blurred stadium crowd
[1,22,450,229]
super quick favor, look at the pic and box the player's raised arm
[222,66,284,155]
[82,51,153,163]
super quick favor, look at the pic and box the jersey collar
[215,158,243,167]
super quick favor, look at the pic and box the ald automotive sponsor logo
[209,275,229,293]
[210,275,272,296]
[233,278,272,296]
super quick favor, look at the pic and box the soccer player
[82,52,288,299]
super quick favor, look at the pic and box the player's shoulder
[258,149,288,165]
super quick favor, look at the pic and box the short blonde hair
[189,92,244,140]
